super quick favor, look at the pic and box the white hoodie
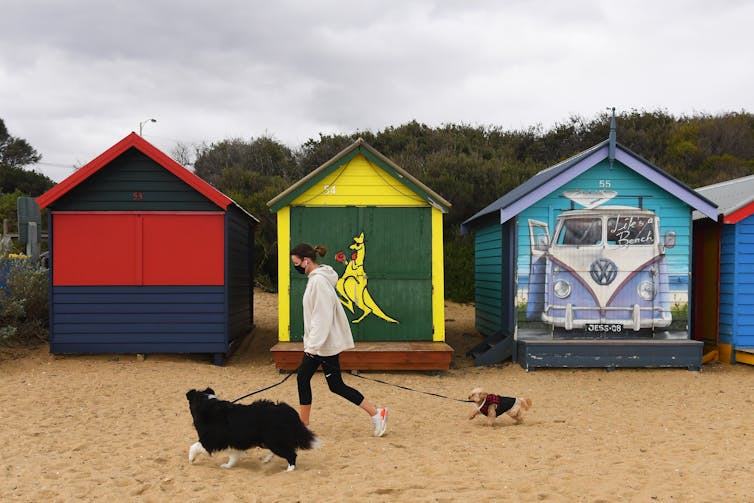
[302,264,355,356]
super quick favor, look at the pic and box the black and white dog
[186,388,320,471]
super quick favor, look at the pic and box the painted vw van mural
[526,201,677,335]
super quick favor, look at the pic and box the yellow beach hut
[268,138,453,370]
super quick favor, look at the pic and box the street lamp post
[139,118,157,136]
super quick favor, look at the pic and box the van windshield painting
[606,215,654,245]
[556,217,602,245]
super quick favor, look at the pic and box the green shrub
[443,231,475,302]
[0,256,49,344]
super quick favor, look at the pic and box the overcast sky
[2,0,752,182]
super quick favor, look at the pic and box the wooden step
[270,341,454,371]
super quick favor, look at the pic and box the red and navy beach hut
[36,133,258,365]
[693,174,754,366]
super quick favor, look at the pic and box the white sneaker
[372,407,389,437]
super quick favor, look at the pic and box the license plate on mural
[585,323,623,333]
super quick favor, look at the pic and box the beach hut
[36,133,258,365]
[693,175,754,365]
[267,138,453,371]
[461,120,718,370]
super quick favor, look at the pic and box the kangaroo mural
[335,232,399,324]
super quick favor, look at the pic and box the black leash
[349,372,473,403]
[230,368,297,403]
[229,366,473,404]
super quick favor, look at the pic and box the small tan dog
[468,387,532,426]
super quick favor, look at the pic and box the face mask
[294,259,307,275]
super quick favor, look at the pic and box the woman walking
[291,242,389,437]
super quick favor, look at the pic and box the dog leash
[348,373,473,403]
[230,368,298,403]
[230,367,473,404]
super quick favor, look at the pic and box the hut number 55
[599,180,611,188]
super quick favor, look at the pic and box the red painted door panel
[52,213,224,286]
[53,214,140,285]
[142,214,224,285]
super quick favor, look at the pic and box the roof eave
[462,142,610,232]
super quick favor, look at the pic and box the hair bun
[314,245,327,257]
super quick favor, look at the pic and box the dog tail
[293,420,320,451]
[279,402,321,450]
[308,434,322,450]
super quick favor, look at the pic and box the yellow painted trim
[290,154,427,207]
[734,350,754,366]
[431,208,445,341]
[718,343,733,364]
[277,207,291,342]
[701,349,718,364]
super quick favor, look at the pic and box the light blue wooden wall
[474,214,503,337]
[719,214,754,350]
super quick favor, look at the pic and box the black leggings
[297,353,364,407]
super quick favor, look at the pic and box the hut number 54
[599,180,611,188]
[323,184,336,195]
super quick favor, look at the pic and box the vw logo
[590,258,618,285]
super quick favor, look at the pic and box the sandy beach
[1,290,752,502]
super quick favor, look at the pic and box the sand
[1,290,752,502]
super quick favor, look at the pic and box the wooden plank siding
[271,341,453,371]
[474,217,503,337]
[718,223,737,348]
[735,215,754,349]
[226,206,254,344]
[50,285,227,354]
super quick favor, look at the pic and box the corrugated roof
[694,174,754,221]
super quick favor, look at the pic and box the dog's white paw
[221,451,242,469]
[286,464,296,472]
[188,442,205,464]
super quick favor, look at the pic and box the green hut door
[290,206,433,342]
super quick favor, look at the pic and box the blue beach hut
[693,175,754,365]
[462,122,717,370]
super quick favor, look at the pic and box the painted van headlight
[638,281,656,300]
[554,279,572,299]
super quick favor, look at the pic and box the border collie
[186,388,320,471]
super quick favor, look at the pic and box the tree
[190,109,754,301]
[0,164,54,196]
[170,141,196,168]
[194,136,299,186]
[0,119,53,237]
[0,118,41,169]
[0,118,52,196]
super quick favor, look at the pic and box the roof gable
[462,140,717,233]
[36,133,235,212]
[267,138,451,213]
[289,152,428,207]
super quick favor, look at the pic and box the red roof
[36,132,233,210]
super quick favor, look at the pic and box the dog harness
[477,394,515,416]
